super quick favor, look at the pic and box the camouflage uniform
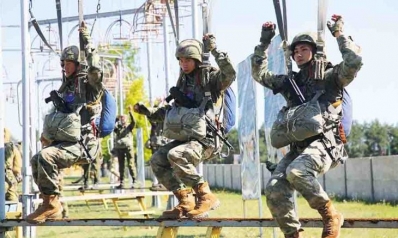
[145,120,168,155]
[27,24,103,224]
[113,111,137,188]
[251,22,362,236]
[137,36,236,218]
[4,128,22,201]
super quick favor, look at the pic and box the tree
[124,78,152,162]
[346,120,368,158]
[99,42,151,163]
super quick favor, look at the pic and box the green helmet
[290,32,317,58]
[60,45,80,63]
[175,39,203,62]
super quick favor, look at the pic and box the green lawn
[9,178,398,238]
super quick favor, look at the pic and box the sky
[2,0,398,141]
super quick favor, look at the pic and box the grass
[8,177,398,238]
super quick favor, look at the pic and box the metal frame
[1,218,398,228]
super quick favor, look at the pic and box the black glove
[327,14,344,37]
[265,160,277,173]
[203,33,217,52]
[260,22,276,44]
[133,102,151,116]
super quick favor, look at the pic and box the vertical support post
[191,0,199,39]
[136,128,145,187]
[36,82,41,151]
[163,17,170,95]
[117,58,124,115]
[0,3,6,238]
[21,0,34,237]
[146,41,152,105]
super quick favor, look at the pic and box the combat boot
[318,201,344,238]
[160,188,195,219]
[187,182,220,219]
[26,195,63,224]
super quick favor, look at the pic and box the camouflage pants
[5,170,18,201]
[150,140,205,192]
[265,140,338,235]
[30,138,100,195]
[114,147,137,182]
[81,154,102,185]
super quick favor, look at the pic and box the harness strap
[29,10,59,56]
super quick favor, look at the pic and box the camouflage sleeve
[251,43,286,90]
[209,49,236,91]
[127,111,136,131]
[12,146,22,177]
[330,35,363,87]
[146,105,171,123]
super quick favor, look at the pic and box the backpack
[43,111,82,142]
[221,87,236,134]
[94,89,117,138]
[341,89,353,136]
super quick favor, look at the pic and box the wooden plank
[120,211,156,216]
[156,227,178,238]
[206,227,222,238]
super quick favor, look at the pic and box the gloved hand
[327,14,344,37]
[78,21,91,46]
[133,102,151,116]
[260,22,276,44]
[265,160,277,174]
[203,33,217,52]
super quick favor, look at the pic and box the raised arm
[251,22,286,90]
[204,34,236,91]
[327,15,363,87]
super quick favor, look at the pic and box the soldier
[251,15,362,238]
[144,102,169,192]
[134,34,236,219]
[4,128,22,202]
[113,105,138,189]
[26,22,104,224]
[39,133,69,219]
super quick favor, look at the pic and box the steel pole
[0,0,6,228]
[21,0,34,237]
[117,58,124,115]
[191,0,199,39]
[146,41,152,105]
[163,17,170,95]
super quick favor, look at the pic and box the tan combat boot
[318,201,344,238]
[187,182,220,219]
[160,188,195,219]
[26,195,63,224]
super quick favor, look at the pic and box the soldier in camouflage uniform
[113,105,138,189]
[26,22,103,224]
[40,133,69,218]
[4,128,22,202]
[134,34,236,219]
[251,15,362,238]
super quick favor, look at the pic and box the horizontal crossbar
[1,218,398,229]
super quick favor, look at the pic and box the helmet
[4,128,11,143]
[290,32,317,59]
[175,39,203,62]
[60,45,80,63]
